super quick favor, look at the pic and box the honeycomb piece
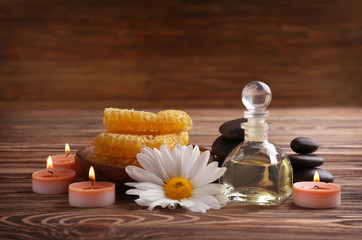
[92,131,189,159]
[103,108,192,134]
[87,153,141,168]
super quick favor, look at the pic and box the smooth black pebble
[293,168,334,183]
[289,154,324,168]
[219,118,247,141]
[290,137,319,154]
[212,135,241,158]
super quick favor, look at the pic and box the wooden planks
[1,0,362,110]
[0,108,362,239]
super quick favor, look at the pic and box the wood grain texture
[1,108,362,239]
[1,0,362,110]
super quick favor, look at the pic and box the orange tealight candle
[68,166,115,208]
[293,171,341,209]
[32,156,76,194]
[51,143,76,172]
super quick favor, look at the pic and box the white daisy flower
[125,144,227,213]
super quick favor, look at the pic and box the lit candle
[51,143,76,172]
[293,171,341,209]
[69,166,115,207]
[32,156,76,194]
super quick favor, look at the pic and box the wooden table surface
[0,107,361,239]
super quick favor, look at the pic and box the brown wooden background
[1,0,361,110]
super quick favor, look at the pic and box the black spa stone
[211,135,242,158]
[293,168,334,183]
[289,154,324,169]
[219,118,247,141]
[290,137,319,154]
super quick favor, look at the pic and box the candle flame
[313,171,320,182]
[46,156,53,171]
[89,166,95,181]
[65,143,70,153]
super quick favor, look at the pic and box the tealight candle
[69,166,115,207]
[32,156,76,194]
[293,171,341,209]
[52,143,76,172]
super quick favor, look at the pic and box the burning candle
[52,143,76,172]
[32,156,76,194]
[293,171,341,209]
[69,166,115,207]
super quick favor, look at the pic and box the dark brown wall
[1,0,361,109]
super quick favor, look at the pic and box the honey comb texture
[87,153,141,168]
[92,131,189,159]
[103,108,192,134]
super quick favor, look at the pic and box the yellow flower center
[163,177,193,201]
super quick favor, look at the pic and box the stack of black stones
[211,119,334,183]
[290,137,334,183]
[211,118,247,167]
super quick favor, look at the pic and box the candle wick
[48,170,54,176]
[66,152,70,158]
[91,180,94,189]
[313,185,319,189]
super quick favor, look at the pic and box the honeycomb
[89,108,192,167]
[87,153,141,168]
[103,108,192,134]
[92,131,189,159]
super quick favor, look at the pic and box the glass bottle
[220,81,293,206]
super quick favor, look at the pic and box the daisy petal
[131,182,163,191]
[171,144,183,176]
[191,195,222,210]
[148,198,178,211]
[137,148,168,180]
[191,163,226,188]
[180,145,194,178]
[124,182,138,187]
[193,183,223,196]
[158,145,177,180]
[135,198,152,207]
[151,148,170,180]
[126,188,145,196]
[179,198,195,209]
[125,165,163,185]
[136,151,160,175]
[185,199,210,213]
[188,150,210,179]
[140,189,165,202]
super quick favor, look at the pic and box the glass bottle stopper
[242,81,272,118]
